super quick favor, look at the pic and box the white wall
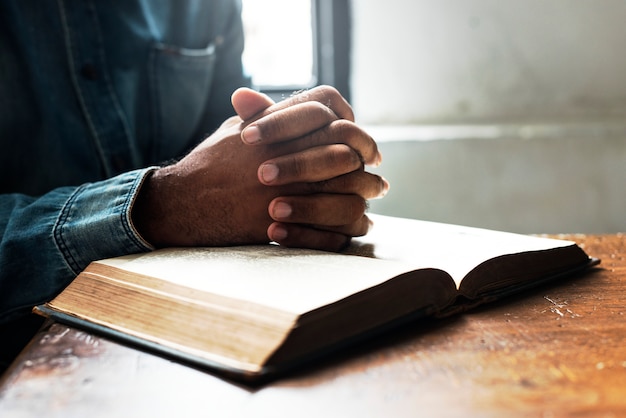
[351,0,626,124]
[350,0,626,233]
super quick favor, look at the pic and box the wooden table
[1,234,625,417]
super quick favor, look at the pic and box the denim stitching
[52,184,88,275]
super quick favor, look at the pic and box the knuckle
[347,196,368,221]
[315,84,340,99]
[290,155,309,179]
[330,120,376,164]
[310,170,360,195]
[331,119,356,135]
[350,216,370,238]
[264,116,290,140]
[302,101,337,126]
[274,155,309,183]
[331,120,363,143]
[328,144,361,169]
[306,100,328,112]
[311,85,355,121]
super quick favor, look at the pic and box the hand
[231,86,388,249]
[132,86,388,251]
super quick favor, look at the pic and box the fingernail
[259,163,279,183]
[270,224,288,241]
[375,151,383,167]
[242,125,262,144]
[382,177,390,196]
[272,202,292,219]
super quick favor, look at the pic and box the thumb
[231,87,275,121]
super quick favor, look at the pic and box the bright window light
[241,0,315,88]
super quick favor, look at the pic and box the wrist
[131,167,170,248]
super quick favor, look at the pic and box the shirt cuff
[53,168,157,275]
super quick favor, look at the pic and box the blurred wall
[350,0,626,233]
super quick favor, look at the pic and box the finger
[287,85,355,121]
[231,87,275,121]
[267,222,352,252]
[270,85,355,121]
[311,213,373,237]
[259,119,381,168]
[268,194,368,226]
[305,119,382,166]
[306,170,390,200]
[240,85,354,133]
[258,144,362,185]
[242,100,337,145]
[274,168,389,200]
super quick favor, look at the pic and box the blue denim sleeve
[0,168,154,323]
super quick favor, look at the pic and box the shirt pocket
[149,42,217,161]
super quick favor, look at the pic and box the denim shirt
[0,0,250,322]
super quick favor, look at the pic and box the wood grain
[1,234,624,418]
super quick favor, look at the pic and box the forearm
[0,169,154,323]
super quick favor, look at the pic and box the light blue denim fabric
[0,0,249,322]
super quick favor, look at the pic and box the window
[241,0,351,101]
[241,0,314,89]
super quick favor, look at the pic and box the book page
[98,214,574,315]
[348,214,575,289]
[98,245,419,316]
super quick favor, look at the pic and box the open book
[35,215,596,381]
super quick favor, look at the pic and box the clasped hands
[132,85,388,252]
